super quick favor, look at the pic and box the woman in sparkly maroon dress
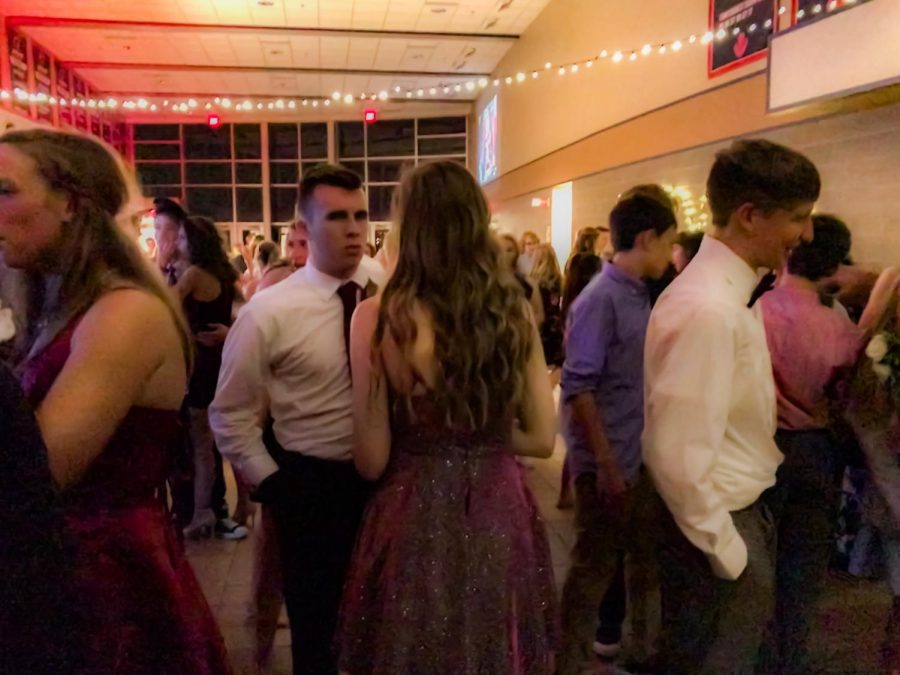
[336,161,559,674]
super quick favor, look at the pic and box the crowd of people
[1,128,900,675]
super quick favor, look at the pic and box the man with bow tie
[210,164,384,675]
[642,139,820,674]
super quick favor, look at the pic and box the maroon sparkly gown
[21,320,231,675]
[336,393,559,674]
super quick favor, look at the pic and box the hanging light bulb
[516,72,526,82]
[466,81,476,91]
[343,93,354,104]
[672,40,683,51]
[641,44,652,56]
[478,78,488,88]
[612,51,623,63]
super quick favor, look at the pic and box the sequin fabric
[336,394,559,674]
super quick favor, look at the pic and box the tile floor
[188,436,891,674]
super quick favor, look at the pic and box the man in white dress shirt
[210,164,384,675]
[642,139,821,674]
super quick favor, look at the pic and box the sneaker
[215,518,249,541]
[593,623,623,659]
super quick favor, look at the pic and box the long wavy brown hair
[374,161,534,430]
[0,130,192,368]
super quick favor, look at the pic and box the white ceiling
[2,0,548,33]
[4,0,551,106]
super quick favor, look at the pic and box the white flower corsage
[0,300,16,343]
[866,332,896,384]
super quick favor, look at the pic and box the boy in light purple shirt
[557,195,676,675]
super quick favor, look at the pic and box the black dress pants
[267,445,369,675]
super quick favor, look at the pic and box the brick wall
[495,101,900,269]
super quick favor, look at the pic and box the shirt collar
[299,259,377,301]
[601,261,647,296]
[694,235,763,304]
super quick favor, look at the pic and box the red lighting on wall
[364,109,377,124]
[207,113,222,129]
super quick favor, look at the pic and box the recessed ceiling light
[258,0,275,6]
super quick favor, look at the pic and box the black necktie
[337,281,362,374]
[747,271,777,308]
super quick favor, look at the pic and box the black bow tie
[747,271,777,308]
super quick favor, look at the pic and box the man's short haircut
[620,184,676,214]
[707,139,821,227]
[787,214,852,281]
[609,195,677,252]
[297,163,364,222]
[676,231,705,260]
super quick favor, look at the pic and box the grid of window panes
[269,122,329,226]
[133,116,467,229]
[337,116,467,222]
[134,123,264,225]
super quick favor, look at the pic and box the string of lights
[0,0,854,113]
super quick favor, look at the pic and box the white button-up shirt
[210,256,385,487]
[642,235,782,580]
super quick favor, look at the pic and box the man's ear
[732,202,757,235]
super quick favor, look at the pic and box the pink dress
[21,320,232,675]
[336,393,559,674]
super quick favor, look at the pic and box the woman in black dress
[173,216,246,540]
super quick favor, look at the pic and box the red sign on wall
[708,0,778,77]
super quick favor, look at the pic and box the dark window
[141,185,181,199]
[338,161,365,182]
[236,187,263,222]
[368,185,395,222]
[271,186,297,223]
[184,124,231,159]
[235,162,263,184]
[133,124,179,141]
[417,116,466,135]
[367,159,414,183]
[137,163,181,186]
[366,119,414,157]
[337,121,365,158]
[185,162,232,185]
[134,144,180,160]
[270,162,299,185]
[300,123,328,158]
[418,136,467,156]
[186,187,233,222]
[234,124,262,160]
[269,123,299,159]
[418,156,467,168]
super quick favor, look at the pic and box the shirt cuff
[708,532,748,581]
[241,453,280,488]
